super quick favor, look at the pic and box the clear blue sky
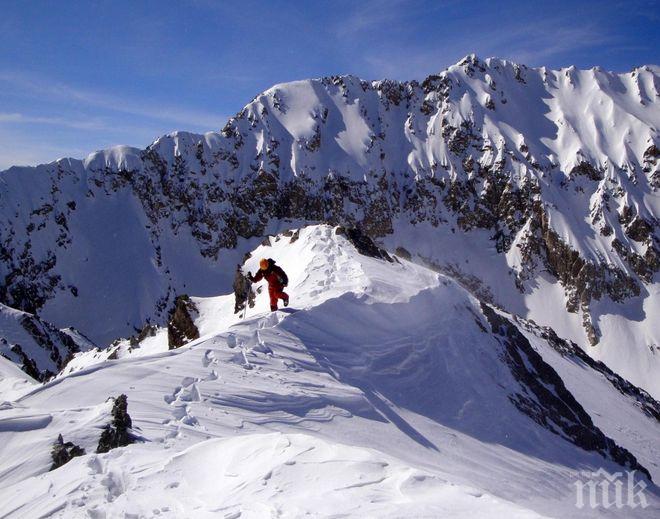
[1,0,658,169]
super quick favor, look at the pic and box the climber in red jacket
[248,258,290,311]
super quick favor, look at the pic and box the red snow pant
[268,284,289,311]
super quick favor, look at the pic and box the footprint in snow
[180,384,201,402]
[172,405,199,426]
[87,455,104,475]
[203,349,218,367]
[163,387,181,405]
[248,330,273,355]
[164,377,200,405]
[179,379,201,402]
[226,334,237,349]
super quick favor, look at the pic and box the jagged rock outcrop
[50,434,85,470]
[129,323,159,348]
[96,394,135,453]
[167,295,200,349]
[335,226,393,262]
[515,206,644,345]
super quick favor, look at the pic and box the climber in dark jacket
[248,258,289,311]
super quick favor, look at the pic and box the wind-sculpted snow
[0,56,658,395]
[0,225,658,517]
[1,432,547,519]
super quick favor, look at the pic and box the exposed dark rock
[167,295,200,349]
[96,394,135,454]
[0,245,61,314]
[642,143,659,180]
[335,226,393,262]
[570,161,603,181]
[481,303,652,481]
[50,434,85,470]
[642,143,659,187]
[513,64,526,83]
[612,238,658,283]
[276,229,299,243]
[643,144,659,160]
[395,246,412,261]
[618,205,635,226]
[626,216,654,242]
[233,265,255,314]
[129,323,158,348]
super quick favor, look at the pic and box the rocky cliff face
[0,55,657,393]
[480,303,653,481]
[167,295,200,349]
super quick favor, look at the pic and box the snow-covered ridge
[0,224,657,517]
[59,225,440,375]
[7,55,657,192]
[38,55,658,184]
[0,55,658,398]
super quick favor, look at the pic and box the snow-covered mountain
[0,303,94,382]
[1,225,658,517]
[0,55,657,396]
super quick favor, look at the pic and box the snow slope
[0,354,36,401]
[1,225,657,518]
